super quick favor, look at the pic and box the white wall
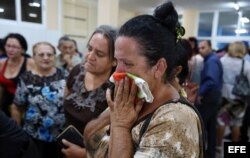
[0,24,60,55]
[0,0,61,55]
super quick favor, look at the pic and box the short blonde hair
[228,41,246,58]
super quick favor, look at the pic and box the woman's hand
[61,139,86,158]
[106,77,144,130]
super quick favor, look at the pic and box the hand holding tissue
[109,72,154,103]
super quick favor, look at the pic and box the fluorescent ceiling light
[29,2,40,7]
[240,17,250,23]
[235,28,248,34]
[233,2,239,10]
[29,13,38,18]
[0,8,4,13]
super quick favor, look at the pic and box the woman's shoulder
[69,64,83,75]
[26,57,35,71]
[153,101,200,124]
[133,101,201,157]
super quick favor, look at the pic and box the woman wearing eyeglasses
[11,42,67,158]
[0,33,34,117]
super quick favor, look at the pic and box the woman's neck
[84,71,111,91]
[8,56,24,66]
[34,66,56,77]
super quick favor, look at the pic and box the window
[217,42,229,51]
[0,0,43,24]
[239,10,250,36]
[21,0,42,24]
[0,0,16,20]
[217,12,238,36]
[198,13,213,37]
[178,14,183,25]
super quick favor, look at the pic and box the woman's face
[84,33,116,75]
[115,36,156,90]
[5,38,24,58]
[33,44,55,71]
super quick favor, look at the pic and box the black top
[0,110,30,158]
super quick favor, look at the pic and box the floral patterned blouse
[64,64,114,133]
[86,101,203,158]
[13,68,67,142]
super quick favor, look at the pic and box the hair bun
[153,1,178,30]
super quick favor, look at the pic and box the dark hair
[118,1,183,82]
[72,39,79,52]
[3,33,28,52]
[87,25,117,61]
[205,40,212,47]
[176,39,192,84]
[242,41,250,55]
[57,35,72,48]
[188,37,199,55]
[0,39,6,55]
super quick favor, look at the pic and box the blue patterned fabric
[13,68,66,142]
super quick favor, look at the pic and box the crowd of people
[0,1,249,158]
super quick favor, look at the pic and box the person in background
[0,33,34,117]
[56,36,82,72]
[216,41,250,151]
[72,39,83,59]
[84,2,204,158]
[0,39,7,59]
[196,40,223,158]
[188,37,204,85]
[241,41,250,142]
[239,100,250,142]
[11,42,67,158]
[243,41,250,62]
[216,44,228,58]
[61,25,117,158]
[0,110,30,158]
[0,39,6,109]
[170,39,193,99]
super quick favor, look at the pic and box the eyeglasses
[5,44,22,50]
[199,47,205,50]
[36,53,55,58]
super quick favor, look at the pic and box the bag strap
[241,60,245,74]
[137,97,206,158]
[138,112,154,145]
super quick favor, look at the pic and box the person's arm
[107,78,144,158]
[10,104,24,125]
[84,109,110,141]
[109,126,134,158]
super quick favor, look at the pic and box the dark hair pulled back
[118,1,185,82]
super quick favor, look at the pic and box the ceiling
[119,0,250,14]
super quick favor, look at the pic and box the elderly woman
[83,2,204,158]
[216,41,250,152]
[11,42,67,158]
[0,33,34,116]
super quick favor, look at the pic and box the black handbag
[232,60,250,97]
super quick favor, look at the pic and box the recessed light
[29,2,40,8]
[0,8,4,13]
[29,13,38,18]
